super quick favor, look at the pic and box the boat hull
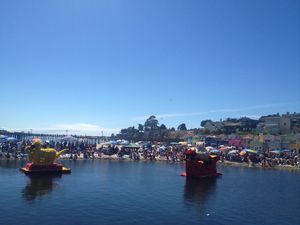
[20,163,71,175]
[182,156,222,178]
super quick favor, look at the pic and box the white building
[260,116,291,134]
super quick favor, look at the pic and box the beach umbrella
[159,146,166,151]
[245,149,258,154]
[228,150,239,155]
[205,146,214,151]
[0,135,7,142]
[190,147,197,151]
[6,137,17,142]
[109,140,118,145]
[196,141,204,146]
[239,150,247,156]
[209,149,221,155]
[270,150,280,154]
[270,150,281,154]
[219,147,226,151]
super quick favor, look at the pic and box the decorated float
[20,139,71,175]
[181,148,222,178]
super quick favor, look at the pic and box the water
[0,160,299,225]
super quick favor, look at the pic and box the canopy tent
[124,143,140,148]
[270,149,291,154]
[116,140,129,145]
[169,142,180,145]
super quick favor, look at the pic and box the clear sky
[1,0,300,135]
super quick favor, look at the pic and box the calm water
[0,160,299,225]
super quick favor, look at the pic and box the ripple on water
[0,160,299,225]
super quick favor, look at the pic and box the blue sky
[1,0,300,135]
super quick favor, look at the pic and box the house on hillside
[283,112,300,133]
[239,117,259,132]
[223,122,241,134]
[258,114,291,134]
[222,117,259,134]
[202,121,224,133]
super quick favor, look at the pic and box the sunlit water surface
[0,160,299,225]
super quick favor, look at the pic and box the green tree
[204,129,211,135]
[144,115,159,131]
[177,123,187,131]
[160,124,167,130]
[138,124,144,132]
[201,120,212,127]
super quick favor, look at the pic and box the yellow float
[20,139,71,175]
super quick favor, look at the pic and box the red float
[181,150,222,178]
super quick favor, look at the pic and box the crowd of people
[0,138,299,169]
[221,148,299,168]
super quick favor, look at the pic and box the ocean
[0,160,299,225]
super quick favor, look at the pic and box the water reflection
[22,175,61,202]
[184,178,217,212]
[0,159,25,169]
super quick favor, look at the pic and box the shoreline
[1,156,299,171]
[217,160,300,171]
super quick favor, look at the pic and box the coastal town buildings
[1,112,300,154]
[283,112,300,132]
[202,120,223,133]
[258,114,291,134]
[202,117,258,134]
[201,113,299,135]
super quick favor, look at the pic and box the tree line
[115,115,191,142]
[114,115,264,142]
